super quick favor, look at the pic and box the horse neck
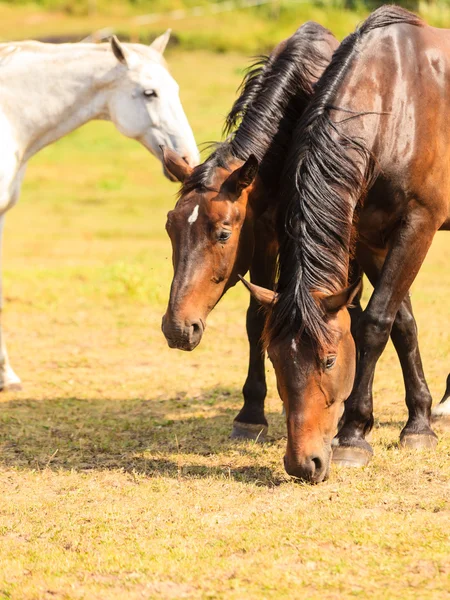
[247,175,272,220]
[231,93,312,219]
[0,44,121,162]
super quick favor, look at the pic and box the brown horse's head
[242,278,360,483]
[160,23,339,351]
[162,147,259,350]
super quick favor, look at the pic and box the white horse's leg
[432,374,450,418]
[0,164,26,391]
[0,214,21,390]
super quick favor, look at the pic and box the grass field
[0,38,449,600]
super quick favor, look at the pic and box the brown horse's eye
[217,230,232,244]
[324,355,337,371]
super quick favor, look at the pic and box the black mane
[265,6,424,353]
[178,21,334,199]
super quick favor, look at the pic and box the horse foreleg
[231,295,269,441]
[334,211,439,464]
[231,216,277,442]
[0,214,21,391]
[338,259,435,459]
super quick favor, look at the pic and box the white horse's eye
[144,90,158,98]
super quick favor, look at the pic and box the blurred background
[1,0,449,51]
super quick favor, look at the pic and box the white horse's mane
[0,40,167,68]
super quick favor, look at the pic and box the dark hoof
[230,422,268,442]
[399,433,438,450]
[332,445,373,467]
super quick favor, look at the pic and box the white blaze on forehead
[188,204,199,224]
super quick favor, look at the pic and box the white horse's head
[107,32,199,179]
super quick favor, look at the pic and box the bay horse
[161,22,339,440]
[161,17,434,454]
[244,6,449,482]
[0,32,199,389]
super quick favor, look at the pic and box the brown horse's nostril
[162,315,204,351]
[191,321,201,335]
[284,453,328,483]
[188,320,203,347]
[311,455,323,474]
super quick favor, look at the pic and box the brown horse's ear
[161,146,193,183]
[321,279,362,314]
[225,155,259,199]
[239,275,277,306]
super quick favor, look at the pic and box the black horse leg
[390,295,436,447]
[334,231,437,465]
[231,216,277,441]
[339,262,364,431]
[231,294,269,440]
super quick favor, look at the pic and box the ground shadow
[0,387,288,485]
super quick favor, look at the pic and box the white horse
[0,31,199,390]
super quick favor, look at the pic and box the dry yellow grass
[0,45,448,600]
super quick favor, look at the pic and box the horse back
[335,21,450,230]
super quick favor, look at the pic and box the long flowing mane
[265,6,424,353]
[178,21,334,199]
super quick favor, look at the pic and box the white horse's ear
[110,35,134,67]
[150,29,171,55]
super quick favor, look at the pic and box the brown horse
[162,22,339,440]
[246,6,449,482]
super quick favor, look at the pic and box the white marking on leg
[432,399,450,417]
[188,204,199,224]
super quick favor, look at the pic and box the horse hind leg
[392,295,437,449]
[0,193,23,391]
[431,374,450,420]
[333,233,437,467]
[0,330,21,391]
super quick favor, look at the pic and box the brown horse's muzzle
[161,313,204,351]
[283,447,331,484]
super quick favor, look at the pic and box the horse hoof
[230,422,268,442]
[0,382,22,392]
[399,433,438,450]
[332,445,373,467]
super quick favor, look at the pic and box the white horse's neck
[0,43,136,163]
